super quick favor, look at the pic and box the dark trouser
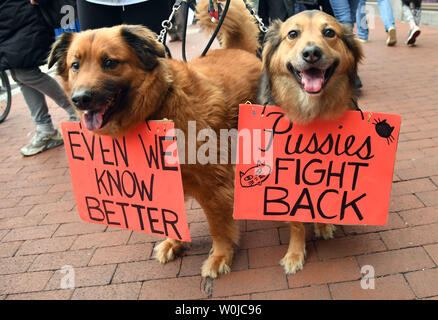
[402,0,422,26]
[258,0,290,25]
[77,0,172,34]
[308,0,335,16]
[402,0,421,7]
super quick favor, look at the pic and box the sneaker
[406,26,421,46]
[20,130,64,156]
[386,27,397,46]
[357,38,368,43]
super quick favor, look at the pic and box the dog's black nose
[302,46,323,64]
[71,90,93,109]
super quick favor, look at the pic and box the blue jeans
[356,0,396,40]
[329,0,360,28]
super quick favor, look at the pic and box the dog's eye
[288,30,300,40]
[323,28,336,38]
[71,62,80,72]
[103,59,119,70]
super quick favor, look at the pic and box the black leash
[163,33,172,59]
[241,0,268,33]
[241,0,268,58]
[157,0,230,60]
[181,0,190,62]
[158,0,267,60]
[352,98,364,120]
[200,0,231,57]
[157,0,185,58]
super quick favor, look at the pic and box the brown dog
[48,0,261,278]
[257,10,363,274]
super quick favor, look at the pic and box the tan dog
[257,10,363,274]
[48,0,261,278]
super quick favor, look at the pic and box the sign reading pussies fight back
[234,104,401,226]
[61,121,190,242]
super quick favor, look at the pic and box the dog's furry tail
[196,0,260,55]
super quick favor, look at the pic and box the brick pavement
[0,18,437,300]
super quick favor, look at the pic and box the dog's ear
[261,19,283,70]
[121,25,166,71]
[257,20,282,105]
[341,24,364,66]
[48,32,74,75]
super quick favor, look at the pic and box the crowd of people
[254,0,422,46]
[0,0,425,156]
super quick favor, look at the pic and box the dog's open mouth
[288,61,339,94]
[82,91,121,131]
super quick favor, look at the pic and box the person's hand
[30,0,39,5]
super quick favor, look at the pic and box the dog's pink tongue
[83,110,104,131]
[301,69,324,93]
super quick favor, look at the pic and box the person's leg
[294,2,307,14]
[349,0,360,24]
[320,0,335,16]
[403,1,421,45]
[10,69,65,156]
[377,0,396,31]
[402,2,416,27]
[344,0,363,90]
[329,0,354,28]
[303,1,320,11]
[412,0,422,25]
[123,0,172,34]
[267,0,289,22]
[10,69,53,132]
[76,0,122,30]
[188,0,197,12]
[376,0,397,45]
[356,0,369,41]
[11,68,78,120]
[258,0,270,27]
[283,0,295,18]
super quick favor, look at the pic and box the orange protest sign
[61,121,190,242]
[234,104,401,226]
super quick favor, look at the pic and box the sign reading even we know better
[234,104,402,226]
[61,121,190,242]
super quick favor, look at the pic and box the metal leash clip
[242,0,268,33]
[157,0,185,44]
